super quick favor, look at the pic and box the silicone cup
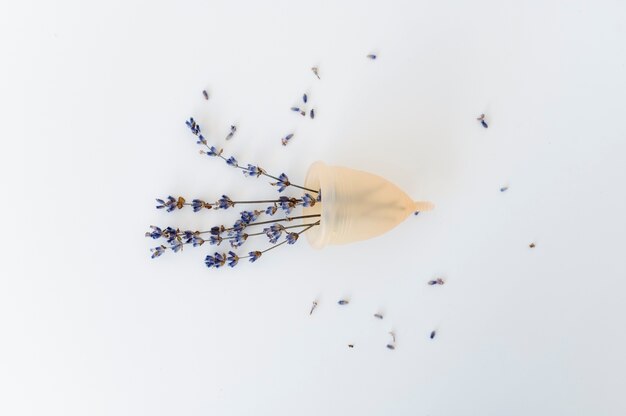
[303,161,434,249]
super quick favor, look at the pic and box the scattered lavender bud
[291,107,301,112]
[414,211,420,216]
[303,93,308,103]
[310,109,315,119]
[389,331,396,343]
[348,344,354,348]
[374,313,383,320]
[338,299,349,305]
[281,133,294,146]
[310,301,318,315]
[500,186,509,192]
[202,90,209,100]
[367,54,377,59]
[225,125,236,140]
[386,344,395,350]
[529,242,536,248]
[477,114,488,128]
[430,330,436,339]
[436,278,445,285]
[428,280,438,285]
[311,66,320,79]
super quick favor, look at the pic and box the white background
[1,0,626,415]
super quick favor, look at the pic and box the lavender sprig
[204,220,320,268]
[146,215,320,256]
[186,117,317,194]
[155,195,307,213]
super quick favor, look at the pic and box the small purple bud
[202,90,209,100]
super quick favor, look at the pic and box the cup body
[303,161,433,248]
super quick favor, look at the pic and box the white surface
[2,0,626,415]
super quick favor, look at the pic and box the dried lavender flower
[301,193,316,207]
[271,173,291,192]
[202,90,209,100]
[310,301,318,315]
[285,232,299,244]
[226,156,238,167]
[281,133,294,146]
[205,252,227,268]
[150,245,166,259]
[373,313,383,320]
[386,344,395,350]
[248,251,262,263]
[430,330,436,339]
[311,66,320,79]
[303,93,308,103]
[310,109,315,119]
[338,299,349,305]
[500,186,509,192]
[225,125,236,140]
[366,54,377,60]
[477,114,488,128]
[529,243,536,248]
[226,251,239,267]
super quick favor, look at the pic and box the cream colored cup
[302,161,434,248]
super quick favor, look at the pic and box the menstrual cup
[302,161,434,248]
